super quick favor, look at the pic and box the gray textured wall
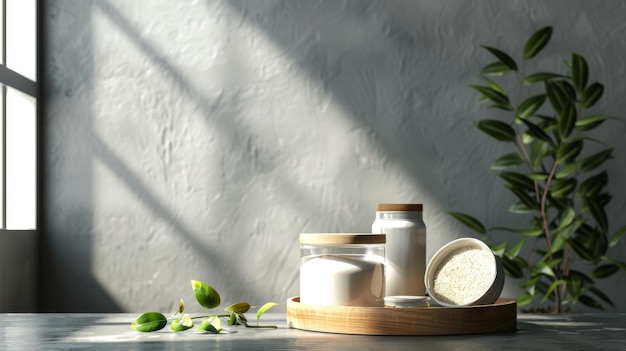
[42,0,626,313]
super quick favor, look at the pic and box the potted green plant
[449,26,626,313]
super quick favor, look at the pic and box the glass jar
[372,203,426,297]
[299,233,385,307]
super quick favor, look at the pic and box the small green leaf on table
[131,312,167,332]
[191,280,221,309]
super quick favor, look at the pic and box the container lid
[376,203,423,211]
[384,295,430,308]
[300,233,386,245]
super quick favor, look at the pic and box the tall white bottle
[372,203,426,296]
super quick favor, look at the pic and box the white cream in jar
[299,234,386,307]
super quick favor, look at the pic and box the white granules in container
[431,247,495,305]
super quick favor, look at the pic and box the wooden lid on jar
[376,203,423,211]
[300,233,386,245]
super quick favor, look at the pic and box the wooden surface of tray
[286,296,517,335]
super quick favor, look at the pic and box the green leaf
[569,236,595,262]
[227,312,247,326]
[475,119,516,142]
[225,302,251,314]
[482,46,518,71]
[198,316,222,333]
[491,152,525,170]
[565,274,585,302]
[191,280,221,309]
[589,287,614,307]
[516,291,535,306]
[492,226,543,237]
[556,140,583,164]
[479,62,512,76]
[516,94,546,119]
[577,171,607,198]
[559,207,576,228]
[551,230,569,254]
[581,149,613,173]
[470,85,510,106]
[523,26,553,60]
[228,312,238,326]
[587,200,608,233]
[571,53,588,93]
[541,279,565,304]
[256,302,279,323]
[581,82,604,109]
[532,259,558,277]
[609,226,626,248]
[131,312,167,332]
[509,202,537,214]
[482,77,507,95]
[556,161,581,178]
[524,72,566,84]
[576,115,609,131]
[578,295,603,309]
[447,212,486,234]
[591,264,619,278]
[507,238,527,258]
[558,102,577,139]
[170,314,194,332]
[499,171,535,191]
[530,139,549,170]
[553,219,583,247]
[508,188,540,210]
[556,79,577,101]
[527,173,548,181]
[545,81,568,115]
[550,178,577,198]
[490,241,508,256]
[518,228,544,237]
[601,256,626,271]
[501,255,524,278]
[519,118,554,145]
[591,230,610,259]
[488,103,515,111]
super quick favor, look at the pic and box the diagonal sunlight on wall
[88,1,432,311]
[87,0,464,312]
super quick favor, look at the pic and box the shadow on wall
[41,1,120,312]
[220,0,499,210]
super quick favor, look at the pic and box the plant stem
[190,314,230,320]
[541,157,560,313]
[512,65,543,205]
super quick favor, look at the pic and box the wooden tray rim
[287,296,517,336]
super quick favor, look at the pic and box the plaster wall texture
[42,0,626,312]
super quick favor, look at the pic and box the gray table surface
[1,313,625,350]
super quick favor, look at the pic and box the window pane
[6,0,37,81]
[0,2,4,65]
[6,87,36,229]
[0,88,3,228]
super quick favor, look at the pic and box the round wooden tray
[287,296,517,335]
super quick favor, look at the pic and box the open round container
[424,238,504,307]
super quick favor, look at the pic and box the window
[0,0,38,230]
